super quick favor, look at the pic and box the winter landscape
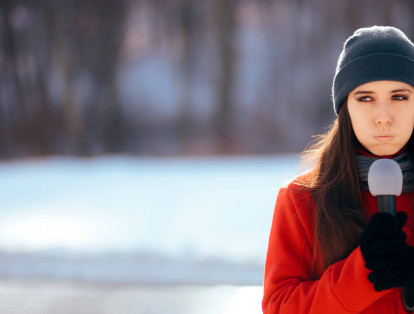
[0,154,300,313]
[1,1,408,313]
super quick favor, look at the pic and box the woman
[262,26,414,313]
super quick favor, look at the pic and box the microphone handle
[376,195,397,215]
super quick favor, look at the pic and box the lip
[375,135,394,142]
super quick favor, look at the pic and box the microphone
[367,159,403,215]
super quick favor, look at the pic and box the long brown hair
[301,101,367,276]
[302,101,414,277]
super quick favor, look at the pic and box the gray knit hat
[332,26,414,115]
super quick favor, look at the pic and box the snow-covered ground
[0,154,301,285]
[0,280,264,314]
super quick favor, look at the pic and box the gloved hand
[403,284,414,312]
[367,236,414,291]
[359,212,407,272]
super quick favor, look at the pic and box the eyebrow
[392,88,412,94]
[353,88,412,96]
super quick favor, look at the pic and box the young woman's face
[347,80,414,156]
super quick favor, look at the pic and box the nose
[374,103,392,126]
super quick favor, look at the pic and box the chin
[370,147,400,157]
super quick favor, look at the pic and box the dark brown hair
[301,102,368,276]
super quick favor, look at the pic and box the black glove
[403,284,414,312]
[367,238,414,291]
[360,211,411,291]
[359,212,407,271]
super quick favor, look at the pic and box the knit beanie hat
[332,26,414,114]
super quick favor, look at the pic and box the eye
[357,96,373,102]
[392,94,408,100]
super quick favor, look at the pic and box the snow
[0,154,300,285]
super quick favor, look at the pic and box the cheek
[402,110,414,131]
[404,123,414,139]
[397,115,414,143]
[347,103,367,132]
[349,116,366,139]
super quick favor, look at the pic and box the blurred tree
[1,0,58,156]
[177,0,198,145]
[214,0,236,153]
[51,0,127,155]
[0,0,126,157]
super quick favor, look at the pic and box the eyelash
[393,95,408,100]
[357,95,409,101]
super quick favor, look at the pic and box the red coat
[262,173,414,313]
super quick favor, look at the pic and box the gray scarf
[356,151,414,193]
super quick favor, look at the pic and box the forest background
[3,0,414,159]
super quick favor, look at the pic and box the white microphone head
[367,159,403,196]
